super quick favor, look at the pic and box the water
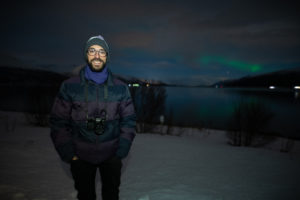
[1,84,299,139]
[164,86,300,139]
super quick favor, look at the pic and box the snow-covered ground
[0,111,299,200]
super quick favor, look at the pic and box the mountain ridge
[0,66,167,87]
[213,67,300,88]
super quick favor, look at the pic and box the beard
[87,58,106,72]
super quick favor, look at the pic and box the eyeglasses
[87,48,107,57]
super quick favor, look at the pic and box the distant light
[294,86,300,90]
[269,86,275,89]
[146,83,150,87]
[295,91,299,99]
[159,115,165,124]
[128,84,132,87]
[133,83,140,87]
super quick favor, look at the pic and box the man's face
[86,45,107,72]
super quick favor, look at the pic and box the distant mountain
[0,66,68,87]
[0,65,167,87]
[0,66,166,113]
[0,66,69,113]
[213,67,300,88]
[0,53,28,67]
[70,64,167,86]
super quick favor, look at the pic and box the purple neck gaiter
[84,65,108,84]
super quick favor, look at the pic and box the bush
[25,86,55,127]
[129,86,167,133]
[227,99,274,146]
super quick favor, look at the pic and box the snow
[0,111,300,200]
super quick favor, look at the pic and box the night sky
[1,0,299,85]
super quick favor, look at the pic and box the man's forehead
[89,45,104,50]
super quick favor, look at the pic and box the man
[50,35,136,200]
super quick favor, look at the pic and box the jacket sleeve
[49,82,75,163]
[116,86,136,159]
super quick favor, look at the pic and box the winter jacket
[50,67,136,164]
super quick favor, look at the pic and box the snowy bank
[0,111,299,200]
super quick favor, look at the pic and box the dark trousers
[70,156,122,200]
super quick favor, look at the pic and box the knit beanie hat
[84,35,110,62]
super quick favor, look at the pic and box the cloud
[1,0,300,84]
[110,31,155,49]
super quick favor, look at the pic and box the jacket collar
[79,66,115,86]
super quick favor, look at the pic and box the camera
[86,110,106,135]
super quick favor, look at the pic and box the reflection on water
[165,87,300,139]
[1,84,299,139]
[295,91,299,99]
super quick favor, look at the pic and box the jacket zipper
[96,84,100,145]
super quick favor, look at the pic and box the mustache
[91,58,104,62]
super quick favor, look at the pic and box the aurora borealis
[198,56,262,73]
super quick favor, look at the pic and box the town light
[294,86,300,90]
[269,86,275,89]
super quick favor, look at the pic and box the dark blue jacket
[50,67,136,164]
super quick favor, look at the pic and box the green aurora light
[198,56,262,72]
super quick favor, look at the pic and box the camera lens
[94,118,105,135]
[86,113,106,135]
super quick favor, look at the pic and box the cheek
[102,57,107,63]
[87,56,93,62]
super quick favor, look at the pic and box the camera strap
[84,81,108,120]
